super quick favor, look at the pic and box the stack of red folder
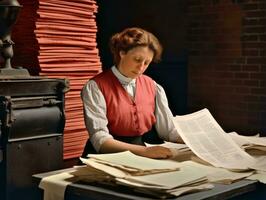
[35,0,102,159]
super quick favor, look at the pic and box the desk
[33,168,265,200]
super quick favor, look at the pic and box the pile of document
[73,151,213,198]
[39,150,258,200]
[172,108,266,183]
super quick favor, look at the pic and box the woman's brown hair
[109,27,163,65]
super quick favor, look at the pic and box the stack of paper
[35,0,102,159]
[73,151,213,198]
[173,108,266,183]
[228,132,266,156]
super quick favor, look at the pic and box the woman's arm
[154,83,183,143]
[81,80,113,152]
[100,138,172,159]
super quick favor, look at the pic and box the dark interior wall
[96,0,188,115]
[187,0,266,135]
[96,0,188,68]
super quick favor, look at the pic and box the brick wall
[187,0,266,135]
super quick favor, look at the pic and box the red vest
[93,69,156,136]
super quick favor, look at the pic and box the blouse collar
[111,66,136,85]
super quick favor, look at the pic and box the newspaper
[173,108,256,170]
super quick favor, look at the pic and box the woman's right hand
[100,139,173,159]
[136,146,173,159]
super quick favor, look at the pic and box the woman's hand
[100,139,173,159]
[136,146,173,159]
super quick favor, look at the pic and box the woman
[81,27,180,159]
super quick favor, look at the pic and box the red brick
[230,79,244,85]
[242,65,260,71]
[242,35,259,41]
[245,10,266,18]
[244,95,260,102]
[259,34,266,41]
[230,64,242,71]
[258,19,266,26]
[243,3,258,10]
[260,80,266,87]
[258,3,266,9]
[243,42,265,49]
[243,18,259,26]
[250,72,266,79]
[251,88,266,95]
[260,51,266,56]
[235,86,251,94]
[244,80,260,86]
[235,72,250,78]
[247,57,266,64]
[244,27,266,34]
[243,49,259,56]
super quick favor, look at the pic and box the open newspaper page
[173,108,256,170]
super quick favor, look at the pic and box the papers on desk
[172,108,266,184]
[75,151,213,198]
[86,151,180,174]
[39,169,78,200]
[38,150,263,200]
[75,151,257,198]
[173,108,261,171]
[228,131,266,156]
[247,170,266,184]
[180,161,254,184]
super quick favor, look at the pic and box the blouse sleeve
[81,80,113,152]
[154,83,180,142]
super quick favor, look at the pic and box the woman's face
[117,46,154,79]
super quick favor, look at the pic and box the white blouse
[81,66,179,152]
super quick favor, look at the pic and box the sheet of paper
[250,156,266,172]
[228,132,266,147]
[39,169,77,200]
[80,157,127,178]
[180,161,254,184]
[169,183,214,197]
[145,141,189,151]
[116,178,213,198]
[87,151,180,171]
[126,165,207,189]
[173,108,256,170]
[247,170,266,184]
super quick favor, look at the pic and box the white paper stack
[35,0,102,159]
[74,151,213,198]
